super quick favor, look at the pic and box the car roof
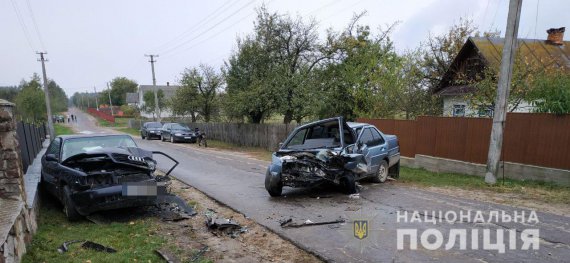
[346,122,369,129]
[58,134,133,141]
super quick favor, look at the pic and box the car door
[356,127,384,175]
[41,137,62,196]
[164,124,171,139]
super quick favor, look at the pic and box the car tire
[264,169,282,197]
[62,185,81,221]
[170,136,175,143]
[161,135,165,142]
[340,173,357,194]
[141,134,145,140]
[371,160,389,183]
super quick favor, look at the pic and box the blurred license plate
[184,137,191,139]
[122,182,166,196]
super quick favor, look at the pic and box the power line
[489,0,504,32]
[152,0,237,53]
[25,0,46,50]
[160,0,257,57]
[163,9,257,58]
[10,0,35,51]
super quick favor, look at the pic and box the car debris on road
[206,216,247,238]
[280,218,346,228]
[57,240,117,254]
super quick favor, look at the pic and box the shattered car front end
[42,134,182,220]
[265,117,367,196]
[269,150,366,188]
[61,147,168,215]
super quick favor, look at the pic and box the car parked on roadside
[160,123,197,143]
[140,122,163,140]
[265,117,400,196]
[40,134,178,220]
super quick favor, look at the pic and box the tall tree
[142,89,165,120]
[179,64,222,122]
[102,77,138,106]
[15,75,46,122]
[224,36,280,123]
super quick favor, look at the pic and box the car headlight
[175,133,182,136]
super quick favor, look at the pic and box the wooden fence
[358,113,570,171]
[187,122,298,151]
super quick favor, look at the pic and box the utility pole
[107,82,114,116]
[37,52,54,140]
[145,54,160,122]
[94,86,99,111]
[485,0,523,185]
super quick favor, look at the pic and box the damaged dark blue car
[41,134,178,220]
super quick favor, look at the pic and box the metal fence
[359,113,570,171]
[16,122,46,173]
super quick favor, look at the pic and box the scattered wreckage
[41,134,191,220]
[265,117,400,196]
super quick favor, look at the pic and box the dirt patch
[414,186,570,217]
[156,178,322,263]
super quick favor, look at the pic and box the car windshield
[146,122,162,128]
[284,119,346,150]
[171,123,189,130]
[61,135,137,161]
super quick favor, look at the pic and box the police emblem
[353,220,368,240]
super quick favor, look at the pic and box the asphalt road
[68,108,570,263]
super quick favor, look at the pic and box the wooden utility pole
[145,54,160,122]
[107,82,114,116]
[94,86,99,111]
[485,0,523,185]
[37,52,54,140]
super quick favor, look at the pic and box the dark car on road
[41,134,176,220]
[265,117,400,196]
[160,123,197,143]
[140,121,163,140]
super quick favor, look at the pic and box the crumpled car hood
[62,147,155,171]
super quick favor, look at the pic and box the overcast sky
[1,0,568,96]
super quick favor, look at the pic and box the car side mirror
[45,154,58,162]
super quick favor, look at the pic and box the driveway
[68,108,570,262]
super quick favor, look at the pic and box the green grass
[54,123,74,136]
[22,197,164,263]
[117,127,140,136]
[399,166,570,204]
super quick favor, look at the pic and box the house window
[478,105,494,117]
[452,104,466,117]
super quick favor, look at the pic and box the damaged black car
[265,117,400,196]
[41,134,178,220]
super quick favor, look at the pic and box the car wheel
[340,173,357,194]
[62,185,81,221]
[264,169,282,197]
[371,160,389,183]
[161,135,165,142]
[170,136,175,143]
[141,134,145,140]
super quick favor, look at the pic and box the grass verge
[22,195,164,263]
[54,123,74,136]
[399,166,570,204]
[206,139,273,161]
[116,127,140,136]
